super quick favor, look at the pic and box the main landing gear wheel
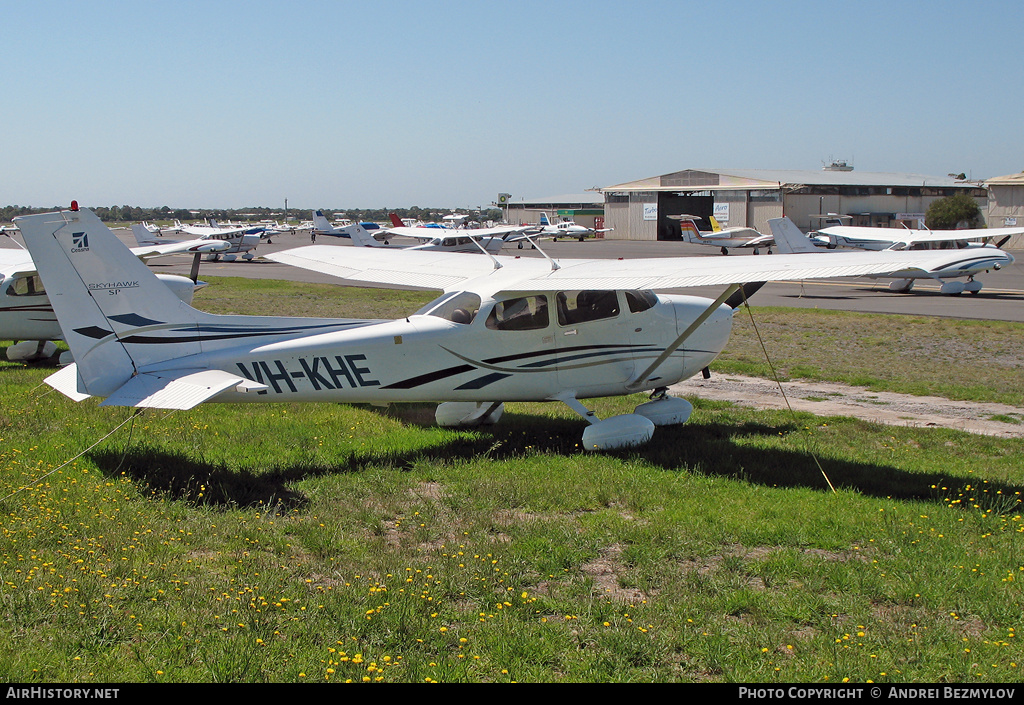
[558,390,692,451]
[435,401,504,427]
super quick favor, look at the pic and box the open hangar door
[657,192,714,240]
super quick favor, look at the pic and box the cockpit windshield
[414,291,483,324]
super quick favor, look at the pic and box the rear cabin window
[485,295,549,331]
[556,290,620,326]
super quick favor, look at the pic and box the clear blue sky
[3,0,1022,210]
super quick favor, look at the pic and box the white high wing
[16,205,966,450]
[1,224,228,361]
[313,211,531,255]
[379,213,532,254]
[670,215,775,255]
[769,217,1015,295]
[818,223,1024,252]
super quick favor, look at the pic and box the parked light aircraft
[532,212,613,242]
[768,217,1014,295]
[1,219,227,361]
[371,212,530,254]
[174,219,263,260]
[817,223,1024,253]
[670,215,775,255]
[310,210,383,240]
[176,219,264,260]
[15,204,970,450]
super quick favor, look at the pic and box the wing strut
[626,283,740,390]
[521,233,560,271]
[470,235,503,270]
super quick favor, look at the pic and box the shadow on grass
[87,409,1024,514]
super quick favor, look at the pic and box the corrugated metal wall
[604,194,657,240]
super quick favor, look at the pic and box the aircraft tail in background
[769,217,822,254]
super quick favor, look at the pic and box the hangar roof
[986,172,1024,185]
[601,168,979,192]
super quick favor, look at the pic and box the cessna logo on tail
[71,231,89,252]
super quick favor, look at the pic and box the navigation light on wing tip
[70,200,79,211]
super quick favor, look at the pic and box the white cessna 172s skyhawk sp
[769,217,1015,295]
[15,205,969,450]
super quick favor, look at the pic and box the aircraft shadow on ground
[87,411,1024,514]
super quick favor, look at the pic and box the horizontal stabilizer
[45,364,92,402]
[99,369,266,410]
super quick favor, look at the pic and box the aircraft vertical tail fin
[389,213,404,228]
[768,217,819,254]
[539,212,551,227]
[677,218,701,243]
[347,224,383,247]
[14,207,207,397]
[709,216,722,232]
[311,210,333,233]
[129,223,151,245]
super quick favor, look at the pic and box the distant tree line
[2,204,505,225]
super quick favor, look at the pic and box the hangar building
[985,172,1024,248]
[599,166,988,242]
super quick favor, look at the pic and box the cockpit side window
[625,289,658,313]
[485,295,549,331]
[9,274,46,296]
[556,290,619,326]
[414,291,482,324]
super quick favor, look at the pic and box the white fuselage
[405,234,506,254]
[175,292,733,405]
[868,249,1012,282]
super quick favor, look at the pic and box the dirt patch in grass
[673,375,1024,438]
[581,543,649,603]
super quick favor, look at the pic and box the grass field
[1,278,1021,683]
